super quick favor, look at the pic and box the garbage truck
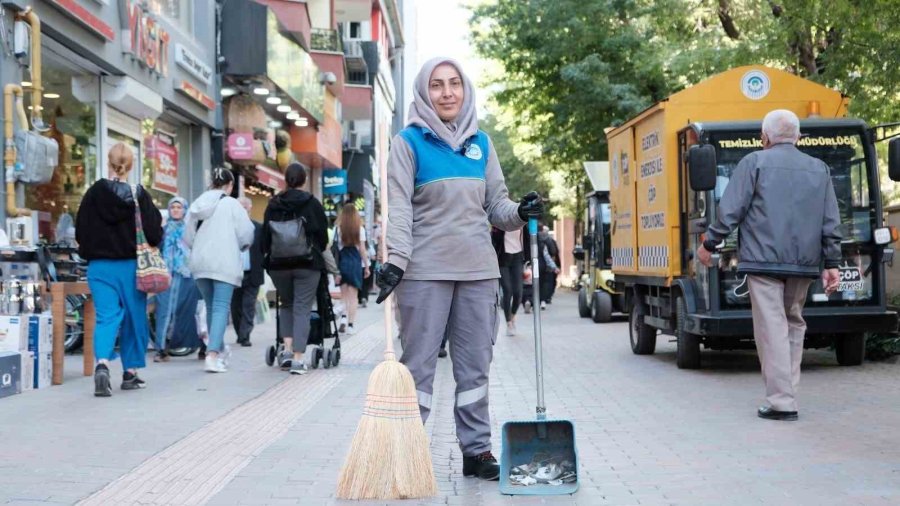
[606,65,900,369]
[574,161,627,322]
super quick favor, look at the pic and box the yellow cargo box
[607,65,848,282]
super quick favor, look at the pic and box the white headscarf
[407,57,478,151]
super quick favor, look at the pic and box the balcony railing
[310,29,343,53]
[343,39,364,59]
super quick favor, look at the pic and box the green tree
[480,115,553,215]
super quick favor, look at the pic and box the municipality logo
[740,70,770,100]
[465,144,483,160]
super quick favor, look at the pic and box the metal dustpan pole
[528,218,547,427]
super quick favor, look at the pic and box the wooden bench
[49,281,95,385]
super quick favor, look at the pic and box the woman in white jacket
[184,168,255,373]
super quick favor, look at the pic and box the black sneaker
[462,451,500,481]
[121,371,146,390]
[94,364,111,397]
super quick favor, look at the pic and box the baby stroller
[265,272,342,369]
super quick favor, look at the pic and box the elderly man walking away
[697,109,842,422]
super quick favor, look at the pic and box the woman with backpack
[335,204,369,335]
[262,162,329,375]
[184,168,255,373]
[76,142,163,396]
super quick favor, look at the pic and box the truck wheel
[578,287,591,318]
[591,291,613,323]
[629,303,656,355]
[675,296,701,369]
[835,333,866,366]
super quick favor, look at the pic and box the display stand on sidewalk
[49,281,95,385]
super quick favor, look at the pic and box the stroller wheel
[310,347,322,369]
[324,348,333,369]
[265,345,276,367]
[332,348,341,367]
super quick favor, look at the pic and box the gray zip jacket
[705,143,842,278]
[386,134,524,281]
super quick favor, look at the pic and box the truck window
[708,129,875,307]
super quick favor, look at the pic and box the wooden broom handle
[380,154,395,360]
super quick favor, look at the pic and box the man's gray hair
[762,109,801,144]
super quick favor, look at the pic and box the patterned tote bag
[131,185,171,293]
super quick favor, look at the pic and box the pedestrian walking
[541,226,561,303]
[153,196,201,362]
[375,57,544,480]
[184,168,255,374]
[76,142,163,396]
[336,204,369,335]
[492,226,525,336]
[231,197,264,347]
[262,162,329,375]
[698,109,841,421]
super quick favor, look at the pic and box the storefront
[221,0,343,215]
[0,0,217,235]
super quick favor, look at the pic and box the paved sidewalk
[3,290,900,505]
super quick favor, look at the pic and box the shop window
[141,119,182,208]
[24,51,99,236]
[148,0,193,34]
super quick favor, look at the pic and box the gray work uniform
[386,125,523,456]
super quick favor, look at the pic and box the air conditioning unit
[349,131,362,151]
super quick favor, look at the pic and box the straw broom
[335,153,437,500]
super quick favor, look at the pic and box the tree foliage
[470,0,900,208]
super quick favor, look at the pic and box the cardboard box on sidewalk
[27,314,53,355]
[0,316,27,353]
[33,352,51,390]
[0,351,22,398]
[20,350,33,392]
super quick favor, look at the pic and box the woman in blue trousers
[75,142,163,397]
[184,168,255,373]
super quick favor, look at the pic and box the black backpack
[268,201,313,260]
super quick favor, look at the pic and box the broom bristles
[336,358,437,500]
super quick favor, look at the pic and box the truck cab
[575,190,626,322]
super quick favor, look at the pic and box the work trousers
[395,279,499,456]
[499,253,524,322]
[87,259,149,370]
[747,275,813,412]
[231,277,261,343]
[270,268,320,353]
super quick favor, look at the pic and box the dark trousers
[499,253,524,322]
[539,271,556,303]
[231,277,261,343]
[359,259,375,303]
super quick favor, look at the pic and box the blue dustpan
[499,218,579,495]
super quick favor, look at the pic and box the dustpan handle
[528,218,546,419]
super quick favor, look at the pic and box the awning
[255,165,286,192]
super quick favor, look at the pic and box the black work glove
[375,263,404,304]
[517,191,544,221]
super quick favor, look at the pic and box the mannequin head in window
[108,142,133,180]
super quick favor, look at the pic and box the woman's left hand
[364,267,371,278]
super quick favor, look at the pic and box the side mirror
[889,138,900,182]
[573,245,585,261]
[688,144,717,192]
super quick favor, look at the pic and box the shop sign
[120,0,171,77]
[256,165,285,191]
[323,169,348,195]
[176,81,216,110]
[228,133,255,160]
[174,44,212,85]
[146,133,178,195]
[48,0,115,41]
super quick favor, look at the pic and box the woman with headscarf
[375,57,543,481]
[153,196,200,362]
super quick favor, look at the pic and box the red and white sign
[146,134,178,195]
[227,133,255,160]
[256,165,285,191]
[48,0,115,41]
[176,80,215,110]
